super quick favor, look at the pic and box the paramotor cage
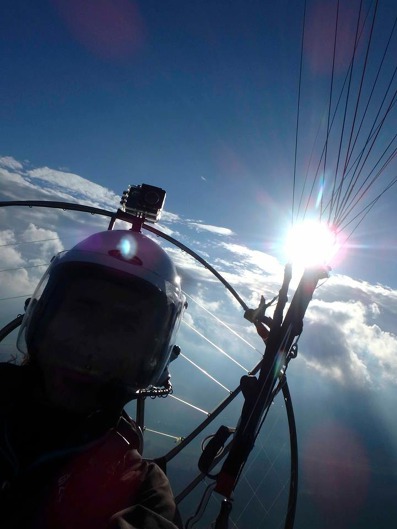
[0,198,324,529]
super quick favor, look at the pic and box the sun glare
[285,221,339,268]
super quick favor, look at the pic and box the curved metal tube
[0,201,248,311]
[0,199,298,529]
[0,314,23,342]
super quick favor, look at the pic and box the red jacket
[0,363,181,529]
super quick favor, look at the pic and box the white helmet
[18,230,186,398]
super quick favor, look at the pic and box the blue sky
[1,0,302,236]
[1,1,397,528]
[2,0,396,283]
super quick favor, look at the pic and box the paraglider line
[183,292,263,357]
[169,395,209,416]
[180,353,231,393]
[292,0,307,225]
[182,320,249,372]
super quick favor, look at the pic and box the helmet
[17,230,186,399]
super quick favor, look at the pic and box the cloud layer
[1,155,397,394]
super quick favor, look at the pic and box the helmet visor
[18,262,181,396]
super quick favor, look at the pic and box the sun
[285,220,339,268]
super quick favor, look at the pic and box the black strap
[198,426,234,477]
[213,499,233,529]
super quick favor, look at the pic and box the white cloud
[2,155,397,392]
[26,167,119,209]
[21,224,64,265]
[185,289,222,316]
[161,211,182,223]
[0,167,37,198]
[163,245,219,284]
[0,229,17,247]
[188,222,234,236]
[0,233,25,270]
[0,156,24,171]
[220,242,283,276]
[299,292,397,388]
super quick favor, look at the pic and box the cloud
[0,230,25,270]
[0,225,58,304]
[300,300,372,387]
[0,156,24,171]
[26,167,119,209]
[0,167,37,199]
[160,211,182,224]
[2,155,397,391]
[299,280,397,388]
[21,224,64,265]
[188,222,234,236]
[220,242,283,276]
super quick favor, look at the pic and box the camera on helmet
[120,184,166,223]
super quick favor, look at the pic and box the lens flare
[118,235,137,260]
[285,220,339,268]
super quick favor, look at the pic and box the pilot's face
[34,275,159,414]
